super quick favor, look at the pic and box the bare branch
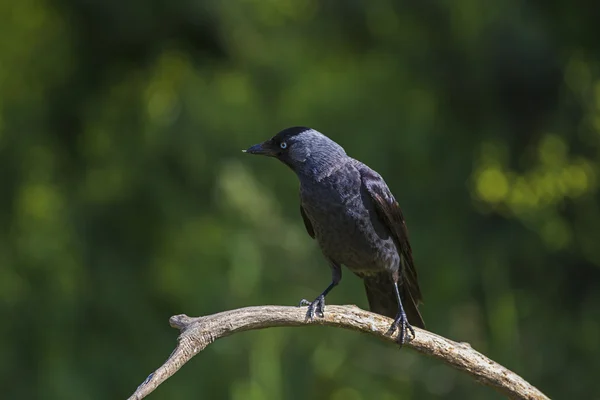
[127,305,549,400]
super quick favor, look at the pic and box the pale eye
[280,142,288,149]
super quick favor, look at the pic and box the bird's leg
[390,276,416,345]
[299,260,341,320]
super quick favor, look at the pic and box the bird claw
[391,312,416,346]
[298,295,326,320]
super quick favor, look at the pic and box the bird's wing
[359,164,423,302]
[300,205,315,239]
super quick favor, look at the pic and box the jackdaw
[244,127,424,343]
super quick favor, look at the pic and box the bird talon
[407,324,416,340]
[301,295,326,320]
[298,299,311,307]
[391,313,415,346]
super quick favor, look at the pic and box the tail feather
[363,274,425,329]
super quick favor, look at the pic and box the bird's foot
[390,312,416,346]
[298,295,326,320]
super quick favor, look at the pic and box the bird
[244,127,424,344]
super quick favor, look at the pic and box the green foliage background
[1,1,599,399]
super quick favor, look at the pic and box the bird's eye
[280,142,288,149]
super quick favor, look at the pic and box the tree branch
[127,305,549,400]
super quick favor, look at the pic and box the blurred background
[1,0,599,399]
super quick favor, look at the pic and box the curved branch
[127,305,549,400]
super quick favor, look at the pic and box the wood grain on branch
[127,305,549,400]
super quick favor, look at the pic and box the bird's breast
[300,170,399,273]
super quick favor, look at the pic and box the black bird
[244,127,424,343]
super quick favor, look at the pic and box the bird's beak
[243,140,278,157]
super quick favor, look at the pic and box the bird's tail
[363,273,425,329]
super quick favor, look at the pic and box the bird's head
[244,127,346,175]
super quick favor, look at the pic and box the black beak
[243,140,278,157]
